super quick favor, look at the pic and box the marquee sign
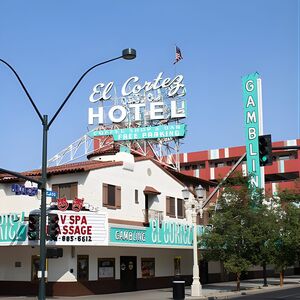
[49,210,108,246]
[0,210,107,246]
[110,219,199,248]
[88,72,187,141]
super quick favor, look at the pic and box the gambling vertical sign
[242,72,264,189]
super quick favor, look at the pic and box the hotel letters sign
[88,72,187,142]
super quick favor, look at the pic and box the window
[102,183,121,209]
[77,255,89,281]
[98,258,115,279]
[141,258,155,278]
[135,189,139,204]
[209,161,226,168]
[177,198,185,218]
[192,165,198,170]
[216,162,225,168]
[184,165,190,170]
[166,196,175,217]
[52,182,78,199]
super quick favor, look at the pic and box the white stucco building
[0,153,217,296]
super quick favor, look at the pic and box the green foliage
[276,186,300,203]
[268,202,300,273]
[223,256,251,276]
[201,181,259,288]
[248,202,278,267]
[201,176,300,288]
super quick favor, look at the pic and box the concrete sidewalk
[0,276,300,300]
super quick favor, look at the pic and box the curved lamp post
[182,185,205,298]
[0,48,136,300]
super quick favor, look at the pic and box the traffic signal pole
[1,50,136,300]
[39,115,48,300]
[0,168,42,186]
[202,143,299,209]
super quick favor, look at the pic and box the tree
[268,188,300,287]
[201,181,259,291]
[201,177,300,290]
[248,199,278,286]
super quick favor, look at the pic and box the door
[120,256,137,292]
[31,255,40,282]
[77,255,89,281]
[200,260,209,284]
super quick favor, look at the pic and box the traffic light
[48,214,60,241]
[28,214,40,240]
[259,134,272,166]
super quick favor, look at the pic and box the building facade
[0,154,216,296]
[179,138,300,196]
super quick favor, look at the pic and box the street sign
[46,190,58,198]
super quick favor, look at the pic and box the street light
[182,185,205,298]
[0,48,136,300]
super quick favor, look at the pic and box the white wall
[0,245,193,282]
[0,184,41,214]
[46,159,187,224]
[1,159,189,224]
[0,246,38,281]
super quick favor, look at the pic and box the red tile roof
[0,156,216,190]
[0,160,123,182]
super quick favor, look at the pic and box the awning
[143,186,161,195]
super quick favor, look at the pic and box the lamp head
[122,48,136,60]
[182,187,190,200]
[195,185,205,199]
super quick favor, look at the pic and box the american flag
[173,46,183,64]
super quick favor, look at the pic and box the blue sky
[0,0,299,171]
